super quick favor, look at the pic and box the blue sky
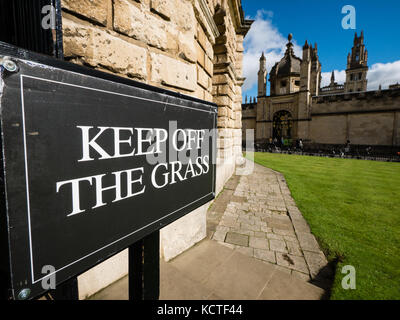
[241,0,400,100]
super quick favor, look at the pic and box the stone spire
[285,33,295,56]
[345,31,369,93]
[302,40,311,61]
[258,51,267,96]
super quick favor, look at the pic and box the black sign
[0,45,217,299]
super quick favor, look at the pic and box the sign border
[18,74,217,285]
[0,41,218,299]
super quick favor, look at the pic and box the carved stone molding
[192,0,220,44]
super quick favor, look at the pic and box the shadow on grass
[309,257,340,300]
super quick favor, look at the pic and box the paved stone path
[208,161,331,285]
[91,239,326,300]
[90,161,332,300]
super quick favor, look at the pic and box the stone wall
[310,89,400,146]
[60,0,251,299]
[242,88,400,148]
[242,104,256,144]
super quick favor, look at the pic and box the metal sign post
[129,231,160,301]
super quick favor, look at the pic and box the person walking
[344,140,351,155]
[299,139,304,153]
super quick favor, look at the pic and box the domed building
[269,33,303,96]
[245,34,322,144]
[242,32,400,153]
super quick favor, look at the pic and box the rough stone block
[217,128,233,138]
[196,41,205,67]
[204,91,213,102]
[150,0,172,20]
[217,116,229,128]
[214,95,232,107]
[63,0,108,25]
[63,19,147,79]
[114,0,174,51]
[156,0,195,32]
[218,107,229,118]
[192,86,205,100]
[197,65,209,89]
[204,56,213,76]
[150,52,196,91]
[197,24,208,51]
[178,31,196,63]
[213,74,230,85]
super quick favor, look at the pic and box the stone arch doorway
[273,110,293,139]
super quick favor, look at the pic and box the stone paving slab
[90,161,329,300]
[225,232,249,246]
[89,239,325,300]
[257,268,324,300]
[207,160,330,284]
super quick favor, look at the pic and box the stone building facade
[61,0,252,298]
[242,32,400,151]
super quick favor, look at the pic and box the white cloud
[321,61,400,90]
[368,60,400,89]
[243,10,400,94]
[243,10,302,92]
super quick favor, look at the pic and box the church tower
[258,52,267,96]
[299,40,312,121]
[310,43,321,96]
[344,31,368,93]
[300,40,311,92]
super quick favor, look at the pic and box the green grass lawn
[250,152,400,300]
